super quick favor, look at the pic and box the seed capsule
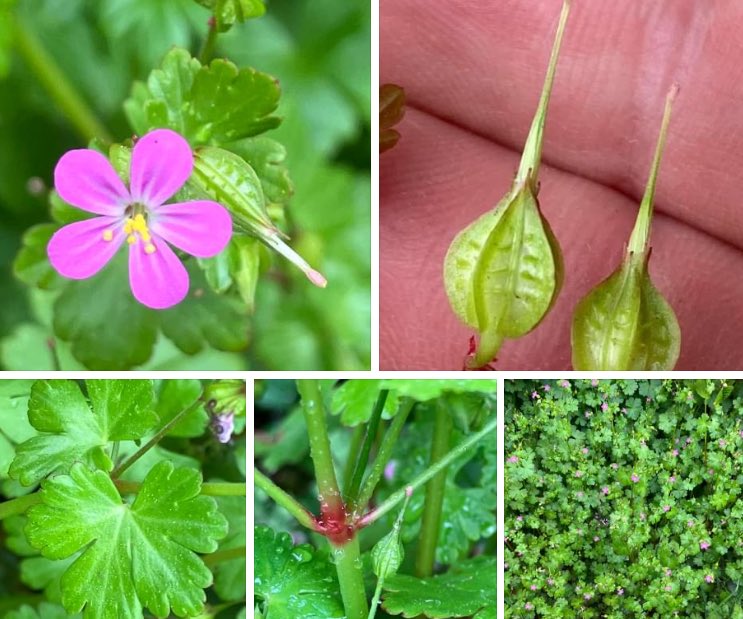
[571,85,681,370]
[443,0,571,368]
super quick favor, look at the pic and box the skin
[380,0,743,369]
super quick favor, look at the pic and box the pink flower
[584,411,592,418]
[508,455,519,464]
[543,384,551,391]
[581,448,589,455]
[559,380,570,388]
[593,536,599,542]
[617,587,624,595]
[525,602,534,610]
[575,470,583,478]
[631,474,640,483]
[664,585,672,592]
[672,449,679,457]
[687,519,694,527]
[517,515,524,522]
[719,439,727,448]
[669,476,676,484]
[547,578,555,586]
[700,540,710,551]
[47,130,232,309]
[530,584,537,591]
[665,568,672,577]
[705,574,714,584]
[601,402,608,411]
[611,463,619,470]
[662,505,671,512]
[591,379,599,386]
[601,486,609,495]
[584,593,593,601]
[384,460,397,481]
[531,391,539,399]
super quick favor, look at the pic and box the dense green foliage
[0,0,370,370]
[506,379,743,618]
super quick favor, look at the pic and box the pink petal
[47,217,125,279]
[128,236,189,309]
[129,129,193,207]
[54,150,129,216]
[149,200,232,258]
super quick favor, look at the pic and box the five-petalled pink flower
[47,129,232,309]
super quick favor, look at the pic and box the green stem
[114,479,246,497]
[346,390,389,509]
[199,18,218,64]
[627,84,679,254]
[298,379,367,619]
[254,468,316,530]
[359,417,497,528]
[331,537,368,619]
[298,380,341,501]
[12,14,112,143]
[354,399,414,516]
[343,425,366,490]
[111,400,201,478]
[201,545,245,567]
[515,0,571,190]
[0,493,42,520]
[415,402,452,577]
[368,580,384,619]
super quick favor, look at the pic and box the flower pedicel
[571,86,681,370]
[443,0,571,369]
[47,129,232,309]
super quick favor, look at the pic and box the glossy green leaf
[382,556,496,618]
[26,461,228,619]
[213,495,246,601]
[254,525,344,619]
[153,379,208,438]
[443,2,571,367]
[194,0,265,31]
[9,380,156,486]
[124,48,280,146]
[571,86,680,371]
[52,256,159,370]
[382,379,497,401]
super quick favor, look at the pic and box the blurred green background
[0,0,371,370]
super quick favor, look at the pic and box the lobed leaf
[382,556,496,618]
[254,525,344,619]
[25,461,228,619]
[194,0,265,31]
[9,380,156,486]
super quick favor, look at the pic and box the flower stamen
[102,229,114,242]
[123,213,156,253]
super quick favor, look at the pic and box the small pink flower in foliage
[631,474,640,483]
[591,379,599,386]
[665,568,672,577]
[575,470,583,478]
[559,380,570,388]
[705,574,714,583]
[581,448,589,455]
[584,593,593,601]
[687,520,694,527]
[719,439,727,448]
[525,602,534,610]
[531,391,539,399]
[602,486,609,495]
[664,585,672,592]
[700,540,710,551]
[672,449,679,456]
[47,129,233,309]
[508,455,519,464]
[543,384,551,391]
[601,402,608,412]
[547,578,555,586]
[530,584,537,591]
[617,588,624,596]
[662,505,671,512]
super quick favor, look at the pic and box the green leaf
[571,253,680,370]
[195,0,265,31]
[26,461,228,619]
[5,602,79,619]
[124,47,280,146]
[159,266,249,355]
[52,257,159,370]
[9,380,156,486]
[382,556,496,618]
[153,379,208,437]
[12,224,64,290]
[254,525,344,619]
[254,407,309,473]
[213,494,246,601]
[382,379,497,401]
[0,381,35,481]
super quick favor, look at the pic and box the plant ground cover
[0,378,247,618]
[505,379,743,618]
[254,379,497,619]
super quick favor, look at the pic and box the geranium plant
[254,379,497,619]
[506,378,743,617]
[0,378,247,618]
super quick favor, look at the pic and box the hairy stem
[343,425,366,490]
[332,537,368,619]
[111,400,202,478]
[114,479,246,497]
[12,14,112,143]
[359,417,497,528]
[354,398,414,516]
[254,468,316,530]
[298,379,367,619]
[346,389,389,509]
[415,401,452,577]
[199,18,218,64]
[0,492,42,520]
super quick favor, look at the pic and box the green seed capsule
[572,86,681,370]
[371,488,411,580]
[443,0,570,369]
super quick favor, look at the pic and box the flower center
[102,203,156,254]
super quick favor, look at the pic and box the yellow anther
[123,213,153,246]
[144,243,157,255]
[102,229,113,242]
[127,235,136,245]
